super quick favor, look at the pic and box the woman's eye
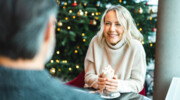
[116,24,121,26]
[105,23,110,25]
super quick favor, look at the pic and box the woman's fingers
[105,85,117,92]
[98,81,106,85]
[107,78,118,84]
[98,77,107,82]
[98,75,118,92]
[98,77,107,90]
[113,75,117,79]
[104,77,119,92]
[106,81,118,87]
[99,74,102,77]
[98,85,106,90]
[98,81,106,90]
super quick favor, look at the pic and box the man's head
[0,0,57,60]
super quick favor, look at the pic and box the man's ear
[44,15,56,42]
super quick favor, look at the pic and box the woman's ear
[44,15,56,42]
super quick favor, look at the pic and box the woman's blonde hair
[97,5,143,46]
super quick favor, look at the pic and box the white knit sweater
[84,35,146,93]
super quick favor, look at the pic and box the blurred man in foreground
[0,0,102,100]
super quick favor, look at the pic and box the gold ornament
[50,68,56,74]
[50,60,54,63]
[67,26,71,30]
[77,46,79,49]
[85,11,88,14]
[56,51,60,54]
[74,50,78,53]
[137,23,139,26]
[138,7,143,14]
[142,41,144,44]
[76,65,79,69]
[150,17,152,20]
[150,44,153,47]
[65,60,67,63]
[96,12,98,15]
[69,10,72,13]
[58,21,63,26]
[56,60,60,63]
[93,20,97,25]
[65,17,68,20]
[77,9,84,16]
[95,17,99,20]
[83,39,86,42]
[85,11,88,16]
[64,2,67,5]
[57,28,60,31]
[62,60,67,63]
[84,3,87,6]
[73,16,76,19]
[139,28,142,31]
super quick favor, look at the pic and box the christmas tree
[46,0,157,80]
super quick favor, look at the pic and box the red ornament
[146,2,148,5]
[90,20,97,25]
[153,28,156,32]
[72,1,77,7]
[90,20,93,25]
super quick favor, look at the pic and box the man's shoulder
[0,67,102,100]
[43,78,103,100]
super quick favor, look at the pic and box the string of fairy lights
[49,0,156,74]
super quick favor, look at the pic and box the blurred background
[45,0,158,97]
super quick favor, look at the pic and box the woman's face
[103,10,124,45]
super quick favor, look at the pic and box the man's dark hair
[0,0,57,60]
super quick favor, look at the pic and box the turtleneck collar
[105,37,126,50]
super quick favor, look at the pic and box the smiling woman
[84,5,146,94]
[104,10,124,45]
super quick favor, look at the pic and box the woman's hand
[97,74,107,90]
[105,75,119,92]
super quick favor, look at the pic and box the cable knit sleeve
[84,36,99,89]
[117,41,146,93]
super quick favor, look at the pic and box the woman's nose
[110,24,116,31]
